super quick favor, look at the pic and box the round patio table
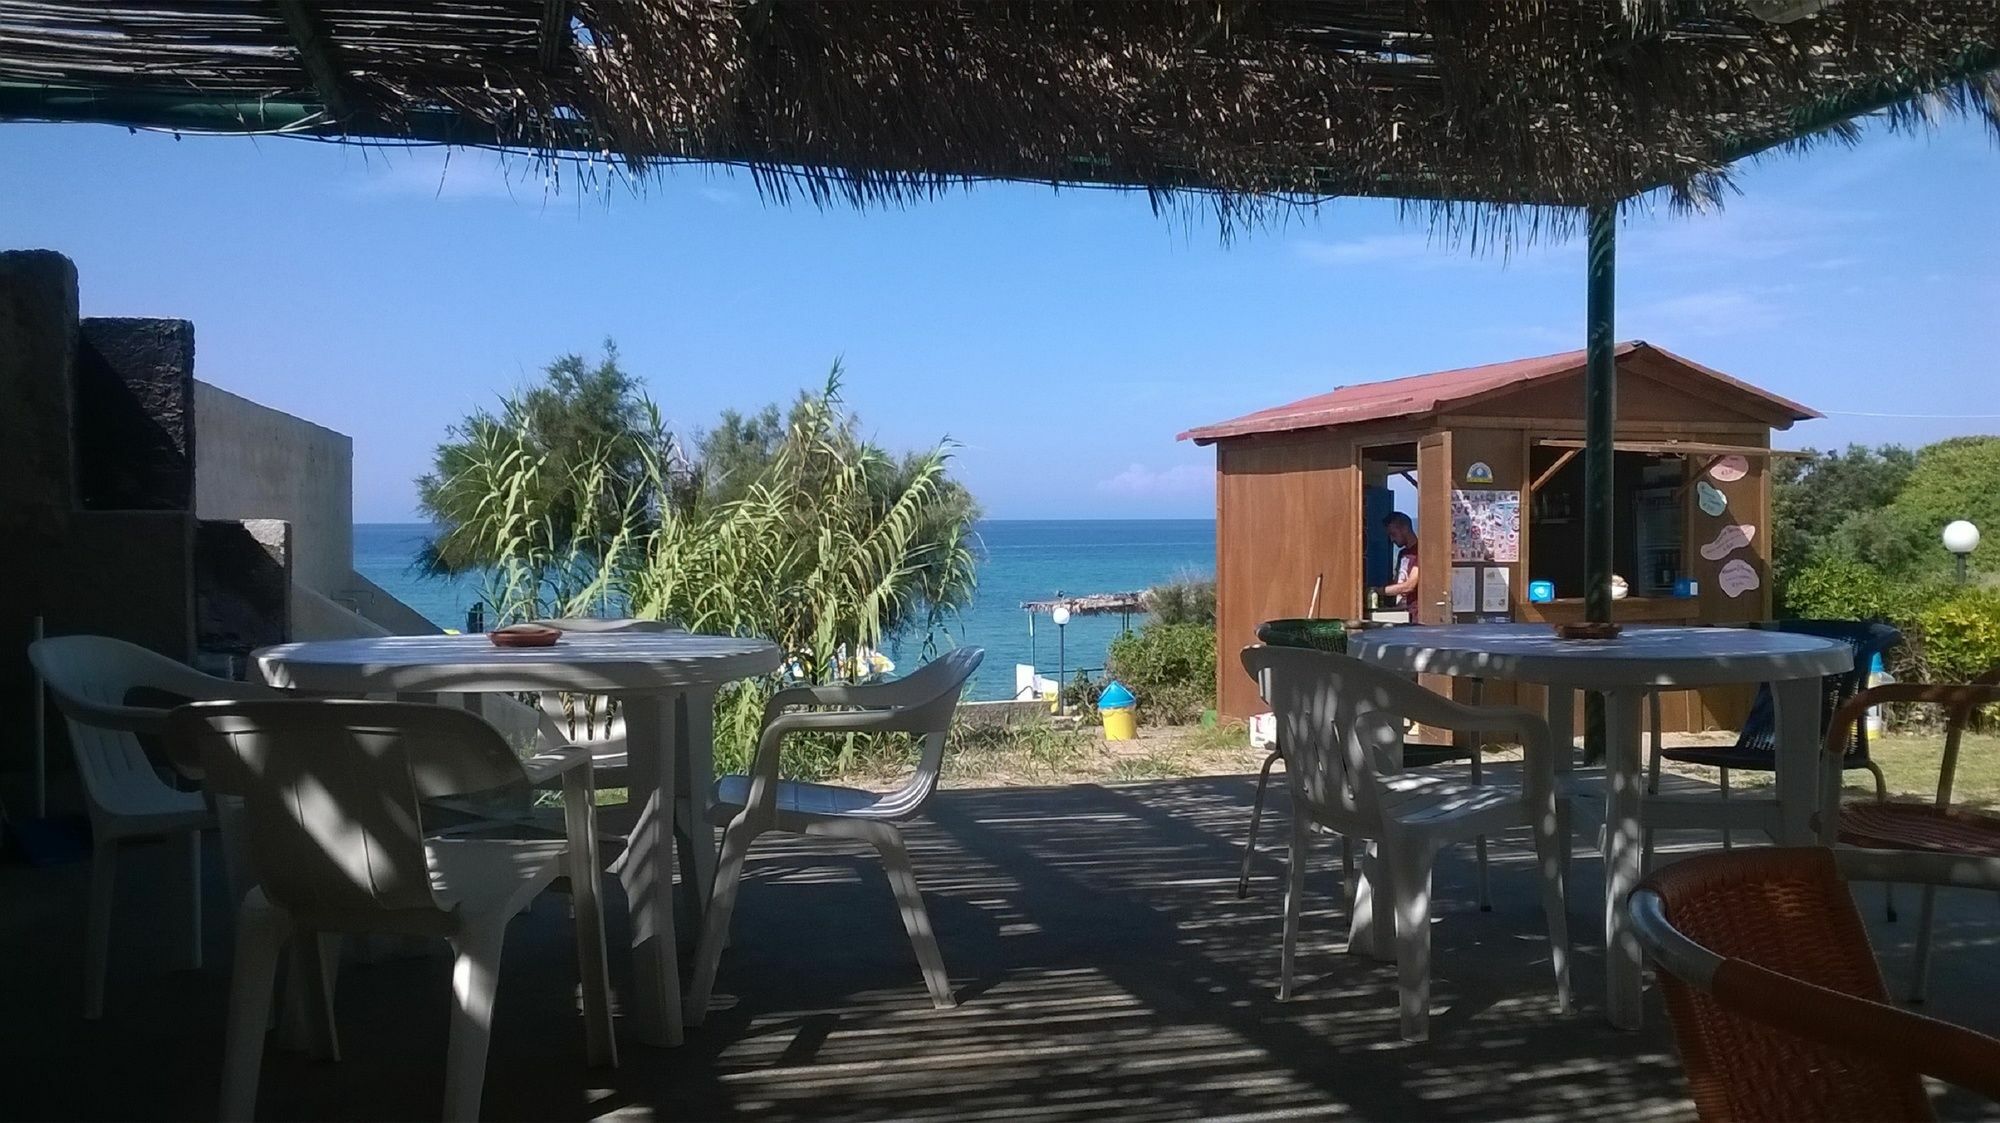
[255,631,783,1047]
[1351,623,1850,1030]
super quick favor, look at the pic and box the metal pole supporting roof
[1583,202,1617,764]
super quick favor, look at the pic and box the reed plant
[420,357,978,778]
[627,367,976,771]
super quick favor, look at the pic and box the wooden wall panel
[1415,433,1451,626]
[1214,434,1358,718]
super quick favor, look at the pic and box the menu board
[1450,489,1521,563]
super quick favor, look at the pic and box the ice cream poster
[1450,489,1521,563]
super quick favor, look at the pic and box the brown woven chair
[1633,847,2000,1121]
[1823,681,2000,1002]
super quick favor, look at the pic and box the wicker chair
[1824,679,2000,1003]
[1633,847,2000,1122]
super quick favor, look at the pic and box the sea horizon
[354,518,1217,702]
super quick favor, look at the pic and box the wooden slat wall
[1214,433,1358,718]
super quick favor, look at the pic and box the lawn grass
[1653,731,2000,809]
[592,721,2000,808]
[1848,731,2000,808]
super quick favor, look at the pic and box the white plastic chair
[27,634,276,1018]
[685,647,985,1022]
[171,699,617,1122]
[527,617,681,786]
[1241,644,1570,1041]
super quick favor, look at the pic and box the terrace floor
[4,768,1997,1121]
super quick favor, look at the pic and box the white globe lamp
[1943,520,1980,585]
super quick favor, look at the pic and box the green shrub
[1779,555,1922,622]
[1913,588,2000,683]
[1144,575,1216,627]
[1107,622,1216,724]
[1782,556,2000,700]
[1058,672,1102,719]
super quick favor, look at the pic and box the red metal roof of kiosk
[1176,341,1819,445]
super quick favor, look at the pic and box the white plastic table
[254,631,783,1047]
[1351,623,1850,1029]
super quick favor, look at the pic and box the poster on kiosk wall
[1450,489,1521,563]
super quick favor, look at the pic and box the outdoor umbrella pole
[1583,202,1618,761]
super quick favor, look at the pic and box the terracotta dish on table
[1553,621,1622,641]
[488,623,563,648]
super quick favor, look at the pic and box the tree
[416,342,675,587]
[1771,443,1913,589]
[1876,436,2000,582]
[415,352,980,651]
[690,403,785,508]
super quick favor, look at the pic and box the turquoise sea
[353,520,1216,702]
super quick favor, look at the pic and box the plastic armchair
[1821,680,2000,1003]
[170,699,616,1122]
[1648,619,1903,860]
[527,618,682,788]
[1632,847,2000,1121]
[1240,644,1570,1042]
[26,634,278,1018]
[685,647,986,1023]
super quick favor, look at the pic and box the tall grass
[626,369,976,772]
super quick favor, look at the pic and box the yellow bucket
[1101,706,1137,741]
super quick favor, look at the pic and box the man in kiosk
[1379,511,1420,610]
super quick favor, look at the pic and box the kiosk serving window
[1527,448,1688,599]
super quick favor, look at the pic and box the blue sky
[1,116,1994,521]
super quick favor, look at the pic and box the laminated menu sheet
[1450,566,1478,613]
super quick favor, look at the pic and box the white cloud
[1096,463,1210,499]
[697,185,742,206]
[1628,287,1791,337]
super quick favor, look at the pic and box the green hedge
[1783,555,2000,684]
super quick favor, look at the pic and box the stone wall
[75,318,196,511]
[0,250,199,774]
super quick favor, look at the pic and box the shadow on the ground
[2,772,1996,1120]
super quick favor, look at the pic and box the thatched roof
[1,2,1995,239]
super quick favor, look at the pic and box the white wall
[193,382,353,597]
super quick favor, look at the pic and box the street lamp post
[1943,520,1981,586]
[1052,604,1071,715]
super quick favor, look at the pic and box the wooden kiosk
[1182,342,1817,730]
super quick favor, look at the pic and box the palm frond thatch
[0,2,1994,243]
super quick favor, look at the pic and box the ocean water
[352,519,1216,701]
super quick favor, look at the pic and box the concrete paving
[3,770,1996,1121]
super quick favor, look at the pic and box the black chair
[1644,619,1904,899]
